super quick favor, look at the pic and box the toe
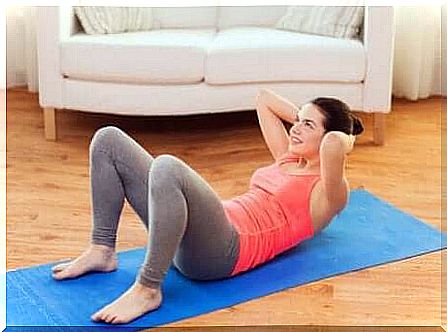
[52,268,71,280]
[51,263,70,273]
[91,308,106,322]
[104,313,115,324]
[110,316,122,324]
[51,265,64,273]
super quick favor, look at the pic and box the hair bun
[351,115,364,135]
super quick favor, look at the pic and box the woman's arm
[319,131,354,206]
[256,88,300,160]
[257,88,299,124]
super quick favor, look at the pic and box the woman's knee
[149,154,187,186]
[90,126,126,154]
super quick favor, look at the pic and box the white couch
[37,6,395,144]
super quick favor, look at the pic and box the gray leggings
[89,126,240,288]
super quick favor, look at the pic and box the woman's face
[288,103,326,157]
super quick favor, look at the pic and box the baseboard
[6,70,27,89]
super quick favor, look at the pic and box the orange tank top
[222,152,320,276]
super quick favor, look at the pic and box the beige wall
[6,7,27,89]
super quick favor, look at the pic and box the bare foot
[91,281,162,324]
[51,244,117,280]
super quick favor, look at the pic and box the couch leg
[43,107,57,141]
[373,113,385,146]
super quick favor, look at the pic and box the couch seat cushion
[205,27,365,84]
[60,29,216,84]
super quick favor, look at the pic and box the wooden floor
[6,88,445,329]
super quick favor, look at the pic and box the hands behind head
[321,131,356,155]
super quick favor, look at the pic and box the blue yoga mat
[7,189,447,330]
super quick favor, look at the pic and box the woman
[51,88,364,324]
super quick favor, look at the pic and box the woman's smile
[290,135,302,144]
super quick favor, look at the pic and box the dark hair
[309,97,364,136]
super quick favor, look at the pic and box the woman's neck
[295,155,321,173]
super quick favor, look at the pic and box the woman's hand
[321,131,355,155]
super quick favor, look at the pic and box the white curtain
[392,5,442,100]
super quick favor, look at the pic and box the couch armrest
[363,6,395,113]
[59,5,82,38]
[37,6,79,109]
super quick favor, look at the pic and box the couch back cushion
[74,7,154,34]
[152,7,217,29]
[218,6,288,29]
[275,6,364,39]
